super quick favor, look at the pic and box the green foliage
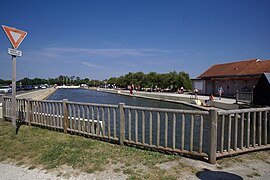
[0,79,12,86]
[5,70,192,91]
[107,71,192,91]
[14,75,102,87]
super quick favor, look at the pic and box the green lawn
[0,119,197,179]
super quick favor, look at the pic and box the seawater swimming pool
[47,88,210,154]
[47,88,196,110]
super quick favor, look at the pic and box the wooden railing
[216,108,270,157]
[2,97,270,164]
[3,97,120,143]
[122,105,209,158]
[236,91,253,104]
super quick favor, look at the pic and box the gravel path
[0,163,57,180]
[0,163,127,180]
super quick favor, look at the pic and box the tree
[108,77,118,85]
[0,79,11,86]
[178,72,192,90]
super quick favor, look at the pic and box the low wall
[57,86,80,89]
[16,88,57,100]
[208,101,239,110]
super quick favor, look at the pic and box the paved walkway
[0,88,56,119]
[139,91,236,104]
[98,88,239,110]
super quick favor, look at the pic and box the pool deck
[97,88,240,110]
[0,88,56,119]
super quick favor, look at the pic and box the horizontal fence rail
[2,96,270,164]
[217,107,270,157]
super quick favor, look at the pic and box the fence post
[26,99,31,126]
[119,103,125,146]
[0,95,5,119]
[63,99,68,134]
[209,109,218,164]
[1,96,5,120]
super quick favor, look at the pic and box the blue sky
[0,0,269,80]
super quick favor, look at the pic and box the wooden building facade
[192,59,270,97]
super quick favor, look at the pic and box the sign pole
[11,55,17,135]
[2,25,27,135]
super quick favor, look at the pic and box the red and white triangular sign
[2,25,27,49]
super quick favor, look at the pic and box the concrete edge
[97,88,210,111]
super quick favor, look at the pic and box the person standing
[180,86,184,94]
[218,86,224,100]
[129,85,133,94]
[194,88,199,99]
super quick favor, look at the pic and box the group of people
[193,86,224,106]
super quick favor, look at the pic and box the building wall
[192,77,259,97]
[214,79,257,96]
[192,79,206,94]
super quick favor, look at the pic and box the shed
[253,73,270,106]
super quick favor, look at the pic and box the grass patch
[113,168,121,173]
[246,172,261,178]
[0,120,195,179]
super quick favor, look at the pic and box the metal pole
[12,55,17,135]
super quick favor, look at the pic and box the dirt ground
[1,150,269,180]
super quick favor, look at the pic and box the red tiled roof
[198,59,270,78]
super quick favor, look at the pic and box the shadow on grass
[16,119,24,134]
[196,168,243,180]
[16,110,26,134]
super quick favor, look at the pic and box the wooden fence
[2,97,270,164]
[216,108,270,157]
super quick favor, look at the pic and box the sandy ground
[0,163,127,180]
[1,151,269,180]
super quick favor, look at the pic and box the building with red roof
[193,59,270,97]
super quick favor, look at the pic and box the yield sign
[2,25,27,49]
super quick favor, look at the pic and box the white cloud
[41,47,175,57]
[80,61,103,68]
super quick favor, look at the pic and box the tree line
[0,76,101,87]
[107,71,192,91]
[0,71,192,91]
